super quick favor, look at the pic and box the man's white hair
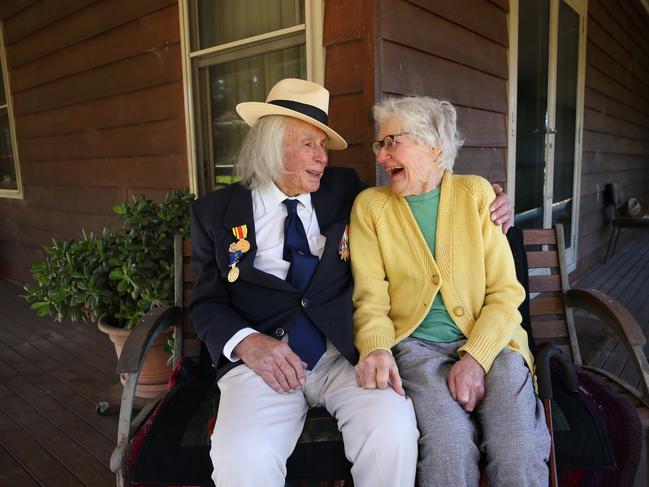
[235,115,287,189]
[373,96,463,172]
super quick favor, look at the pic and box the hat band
[269,99,328,125]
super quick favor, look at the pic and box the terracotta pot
[98,318,173,399]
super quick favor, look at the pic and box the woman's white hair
[235,115,287,189]
[373,96,463,172]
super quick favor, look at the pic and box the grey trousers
[394,337,551,487]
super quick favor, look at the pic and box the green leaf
[117,279,129,293]
[109,270,124,280]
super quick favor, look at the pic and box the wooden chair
[604,182,649,262]
[110,225,649,486]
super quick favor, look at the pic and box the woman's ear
[429,147,442,161]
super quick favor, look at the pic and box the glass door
[513,0,585,266]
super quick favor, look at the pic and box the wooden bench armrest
[565,287,649,403]
[110,305,182,474]
[117,305,182,374]
[565,288,645,346]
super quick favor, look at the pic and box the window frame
[0,22,23,199]
[178,0,325,196]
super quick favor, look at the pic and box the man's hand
[233,333,307,393]
[354,349,405,396]
[490,183,513,234]
[447,354,486,412]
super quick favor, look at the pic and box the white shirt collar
[256,182,313,216]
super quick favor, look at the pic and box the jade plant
[24,189,194,330]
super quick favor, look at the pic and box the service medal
[236,238,251,253]
[227,265,240,283]
[338,225,350,262]
[231,225,250,254]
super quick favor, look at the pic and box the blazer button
[301,298,310,308]
[453,306,465,317]
[275,328,285,338]
[432,275,440,285]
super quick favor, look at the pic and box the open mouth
[386,166,404,175]
[306,169,323,178]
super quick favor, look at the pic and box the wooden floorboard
[0,444,40,487]
[0,279,118,487]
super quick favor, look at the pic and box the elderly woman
[350,96,551,487]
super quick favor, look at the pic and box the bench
[109,224,649,486]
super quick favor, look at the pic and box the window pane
[208,44,306,187]
[514,0,550,229]
[0,109,17,190]
[551,1,580,246]
[198,0,304,49]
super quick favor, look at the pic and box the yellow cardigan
[350,171,532,373]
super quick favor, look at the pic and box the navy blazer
[190,167,365,379]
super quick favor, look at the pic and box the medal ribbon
[232,225,248,240]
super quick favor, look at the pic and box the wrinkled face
[376,116,442,196]
[276,117,329,196]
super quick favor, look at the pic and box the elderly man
[189,78,512,486]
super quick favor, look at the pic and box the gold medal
[228,242,238,253]
[227,265,240,283]
[236,238,251,253]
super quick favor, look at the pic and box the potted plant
[23,189,194,397]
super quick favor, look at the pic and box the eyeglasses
[371,132,412,155]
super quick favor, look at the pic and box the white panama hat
[236,78,348,150]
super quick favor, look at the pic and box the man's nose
[316,145,328,164]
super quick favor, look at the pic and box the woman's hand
[448,353,486,412]
[355,349,405,396]
[490,183,513,234]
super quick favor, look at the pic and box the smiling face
[276,117,329,196]
[376,116,443,196]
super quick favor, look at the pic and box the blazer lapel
[221,184,292,292]
[307,184,350,292]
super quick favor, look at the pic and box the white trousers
[210,343,419,487]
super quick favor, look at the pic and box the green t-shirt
[405,188,464,342]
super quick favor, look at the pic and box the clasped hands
[355,349,486,412]
[234,333,308,393]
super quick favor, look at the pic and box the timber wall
[0,0,188,284]
[374,0,510,185]
[577,0,649,274]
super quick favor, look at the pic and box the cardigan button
[453,306,465,317]
[432,275,440,285]
[275,328,285,338]
[301,298,310,308]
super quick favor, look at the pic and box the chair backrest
[522,225,582,365]
[604,183,625,218]
[172,235,200,362]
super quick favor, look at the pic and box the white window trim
[0,22,23,199]
[177,0,325,195]
[507,0,588,273]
